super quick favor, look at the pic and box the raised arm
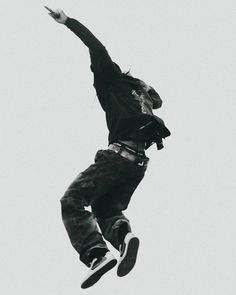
[47,9,120,78]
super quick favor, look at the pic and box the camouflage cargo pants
[60,149,148,266]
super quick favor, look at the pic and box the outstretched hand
[45,6,68,24]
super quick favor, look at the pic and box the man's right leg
[60,149,126,265]
[60,149,128,287]
[60,168,118,289]
[60,185,109,266]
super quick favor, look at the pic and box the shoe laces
[119,243,125,256]
[90,258,98,269]
[90,255,105,270]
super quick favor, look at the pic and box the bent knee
[60,192,87,209]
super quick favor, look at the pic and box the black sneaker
[117,233,140,277]
[81,252,117,289]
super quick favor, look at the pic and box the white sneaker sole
[117,235,140,277]
[81,256,117,289]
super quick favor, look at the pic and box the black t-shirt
[65,18,170,149]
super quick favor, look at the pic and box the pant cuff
[80,243,109,267]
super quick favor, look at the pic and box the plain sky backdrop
[1,0,236,294]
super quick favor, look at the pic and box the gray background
[1,0,235,294]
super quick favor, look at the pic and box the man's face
[138,79,162,109]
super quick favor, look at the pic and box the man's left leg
[92,168,146,276]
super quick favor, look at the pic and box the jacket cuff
[65,17,72,27]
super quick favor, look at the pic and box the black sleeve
[65,17,120,80]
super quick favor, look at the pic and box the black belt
[108,143,149,167]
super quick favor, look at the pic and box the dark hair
[114,63,132,76]
[123,70,131,76]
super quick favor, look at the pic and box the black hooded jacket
[65,17,170,149]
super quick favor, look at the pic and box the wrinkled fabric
[60,149,148,266]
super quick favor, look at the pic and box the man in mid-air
[47,7,170,289]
